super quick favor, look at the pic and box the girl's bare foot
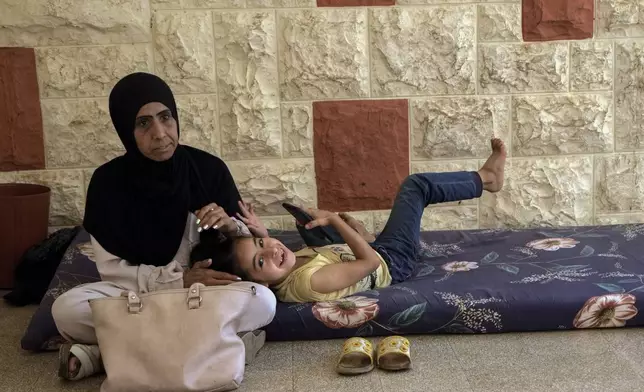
[339,213,376,242]
[478,138,506,193]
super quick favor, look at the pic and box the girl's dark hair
[189,238,249,280]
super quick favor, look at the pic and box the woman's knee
[51,288,89,331]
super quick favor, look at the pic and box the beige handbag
[89,282,277,392]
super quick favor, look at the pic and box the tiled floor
[1,299,643,392]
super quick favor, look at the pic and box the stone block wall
[1,0,643,231]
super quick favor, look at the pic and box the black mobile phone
[281,203,343,246]
[281,202,315,226]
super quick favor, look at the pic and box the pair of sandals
[336,336,412,375]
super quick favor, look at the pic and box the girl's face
[233,237,296,285]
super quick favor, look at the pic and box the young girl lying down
[206,139,506,303]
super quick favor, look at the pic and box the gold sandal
[376,336,411,371]
[336,337,375,375]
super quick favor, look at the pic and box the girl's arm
[306,211,381,294]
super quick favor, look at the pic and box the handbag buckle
[187,295,203,309]
[127,301,143,313]
[126,292,143,314]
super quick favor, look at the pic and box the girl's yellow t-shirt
[273,244,392,303]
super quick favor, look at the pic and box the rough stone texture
[512,94,614,157]
[42,99,123,169]
[0,0,151,47]
[151,0,244,9]
[314,100,409,212]
[278,9,369,101]
[318,0,393,6]
[372,210,391,233]
[479,43,568,93]
[370,7,475,97]
[595,154,644,214]
[597,0,644,38]
[411,161,479,206]
[176,95,219,156]
[262,217,285,230]
[82,169,95,195]
[14,170,85,226]
[36,45,153,98]
[0,171,17,184]
[615,41,644,151]
[479,4,522,42]
[283,216,298,230]
[411,97,510,160]
[422,206,478,231]
[153,11,216,94]
[522,0,594,42]
[282,103,313,158]
[596,214,644,225]
[229,160,316,216]
[0,48,45,171]
[373,207,477,232]
[481,157,593,228]
[215,11,280,161]
[248,0,315,7]
[397,0,518,4]
[570,42,614,91]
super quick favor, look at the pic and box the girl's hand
[195,203,236,234]
[304,208,340,229]
[236,201,269,238]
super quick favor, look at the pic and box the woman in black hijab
[51,73,267,380]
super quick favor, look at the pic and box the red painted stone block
[317,0,394,7]
[0,48,45,171]
[522,0,594,42]
[313,99,409,212]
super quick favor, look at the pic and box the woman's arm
[90,236,184,293]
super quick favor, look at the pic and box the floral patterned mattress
[20,225,644,351]
[265,225,644,341]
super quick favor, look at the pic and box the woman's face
[133,102,179,162]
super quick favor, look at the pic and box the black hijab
[83,72,242,267]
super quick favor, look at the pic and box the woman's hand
[183,259,240,287]
[236,201,269,238]
[304,208,340,229]
[195,203,237,234]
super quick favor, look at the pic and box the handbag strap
[121,283,207,314]
[124,291,142,314]
[187,283,204,310]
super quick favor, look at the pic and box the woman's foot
[68,355,80,378]
[478,138,507,193]
[339,213,376,242]
[58,343,103,381]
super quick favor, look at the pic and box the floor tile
[252,342,293,372]
[0,302,38,338]
[448,333,526,369]
[240,369,293,392]
[519,330,613,357]
[599,328,644,379]
[379,360,472,392]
